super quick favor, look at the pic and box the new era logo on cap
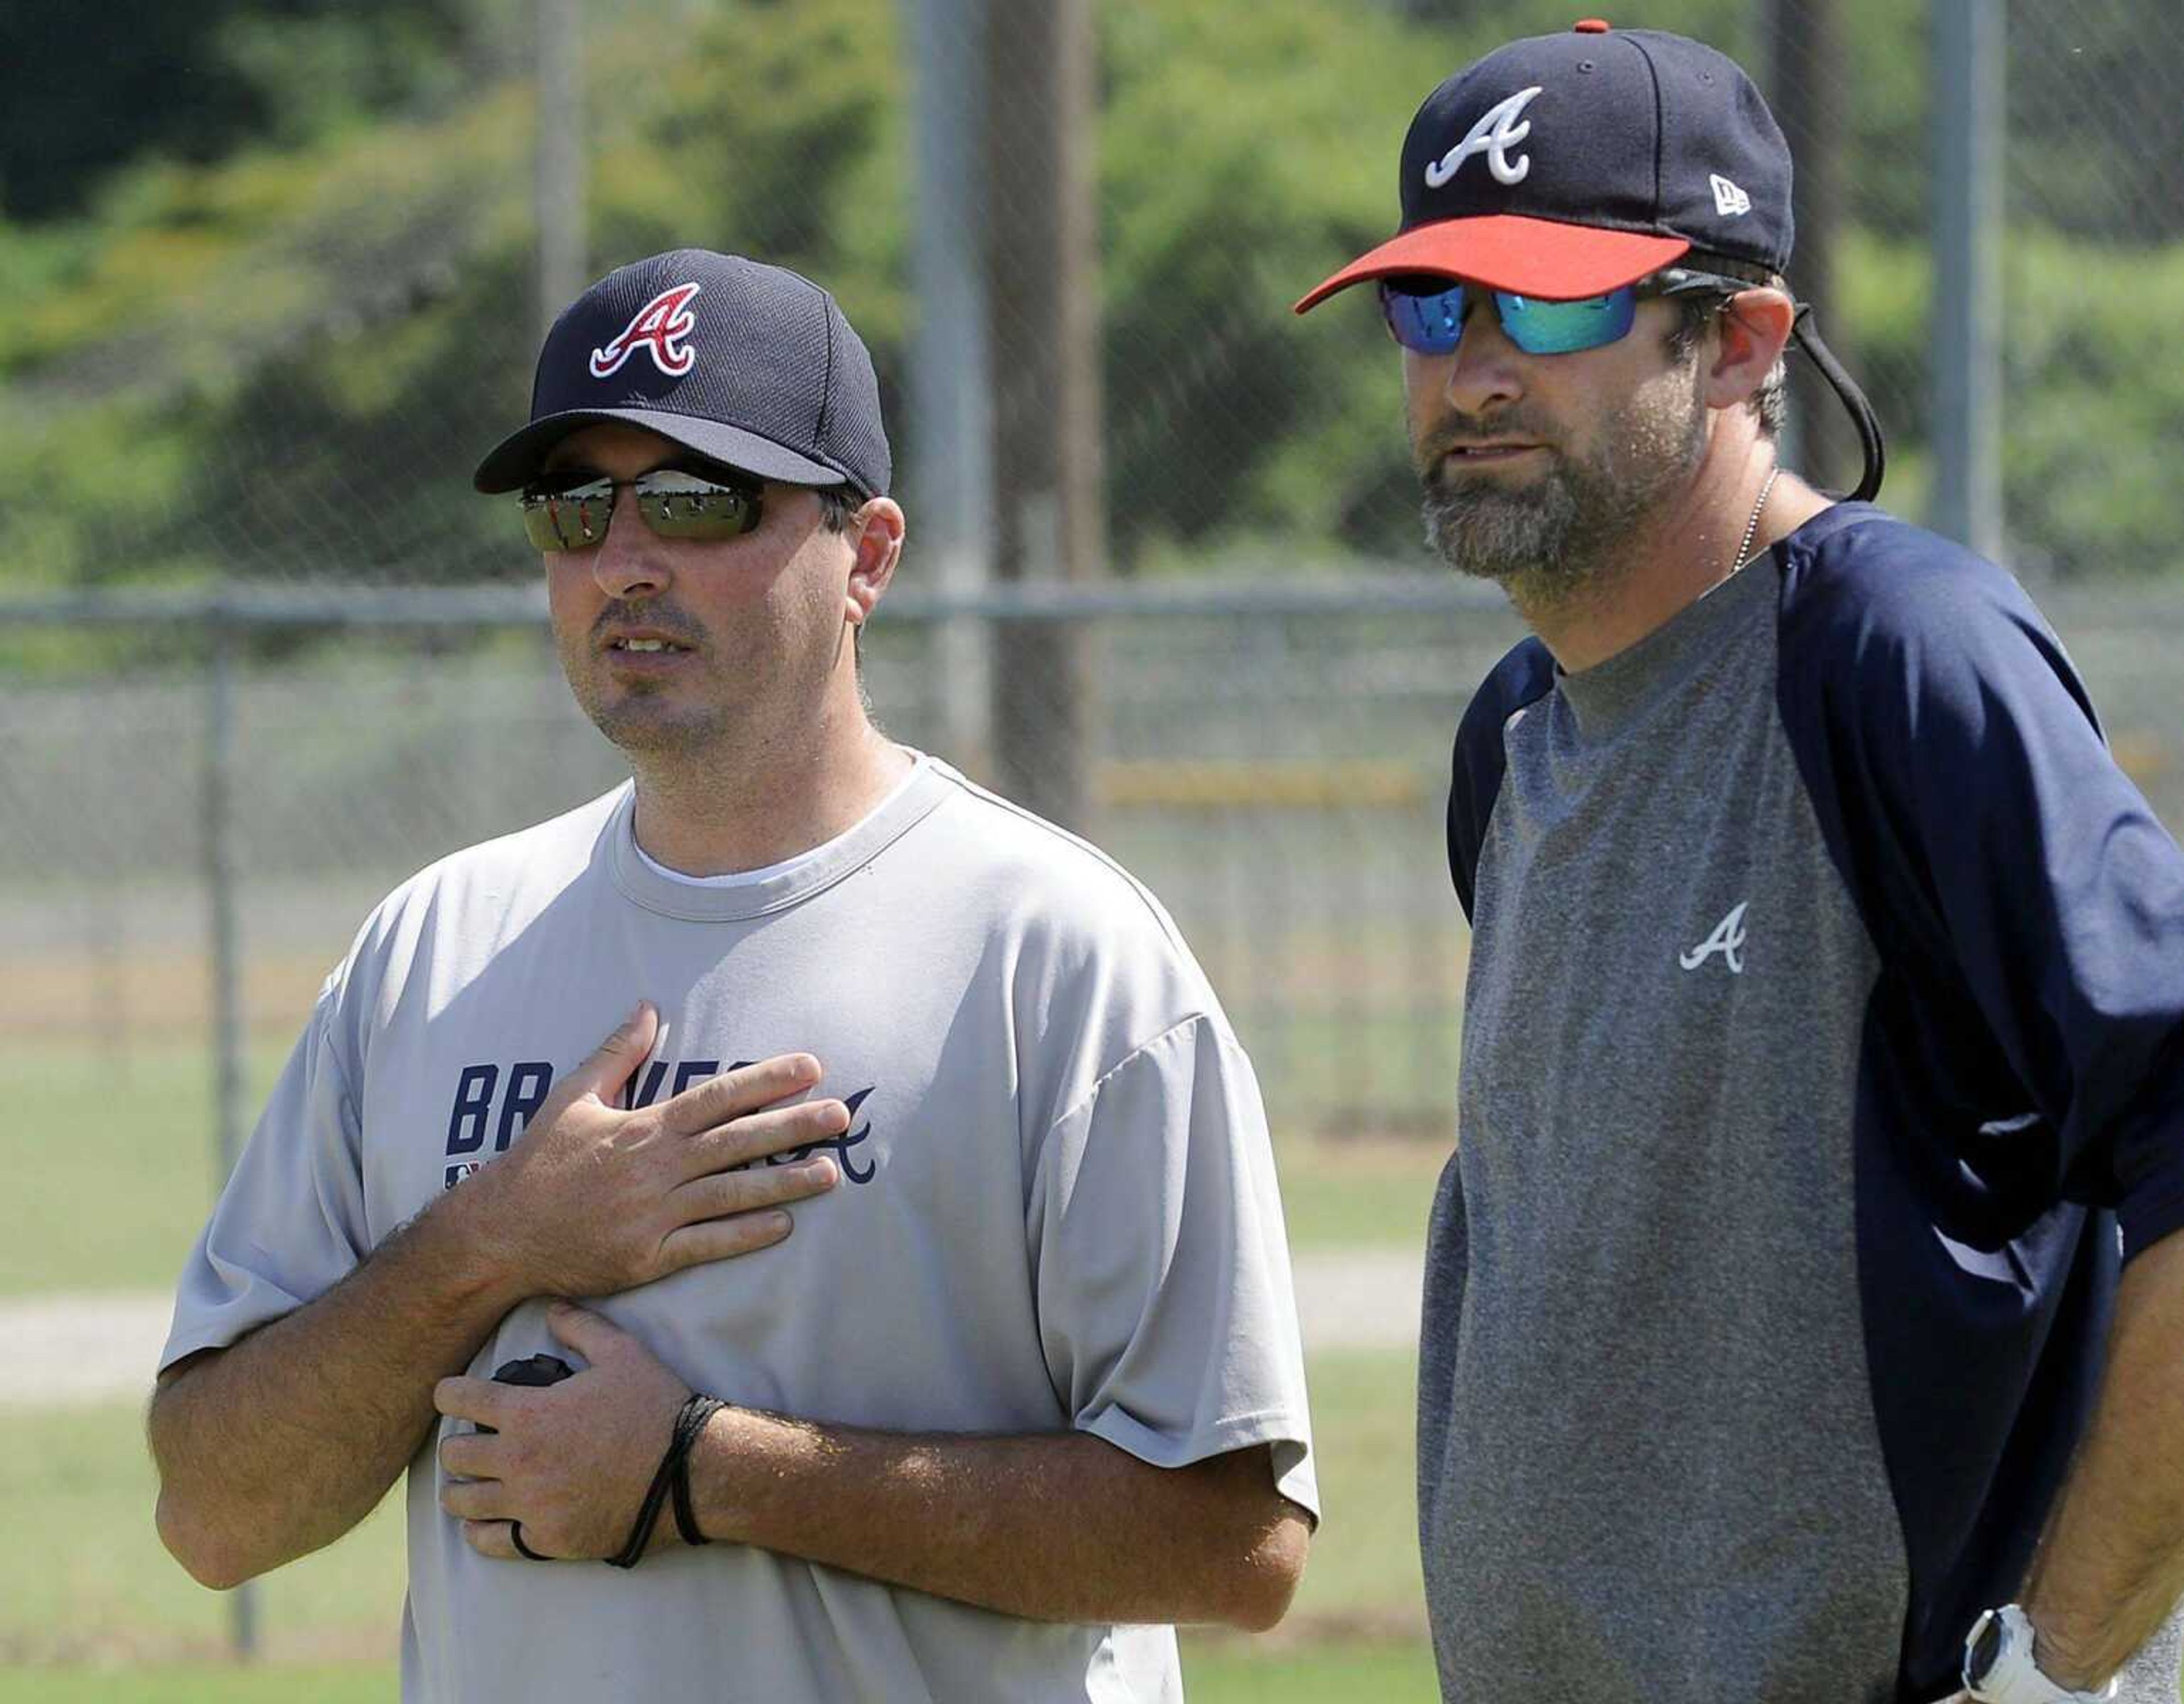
[1710,173,1752,217]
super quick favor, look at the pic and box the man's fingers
[438,1430,498,1479]
[677,1098,852,1181]
[656,1053,824,1139]
[561,1002,660,1107]
[440,1476,512,1523]
[462,1519,531,1561]
[670,1156,837,1226]
[544,1301,623,1363]
[656,1208,800,1271]
[433,1375,510,1427]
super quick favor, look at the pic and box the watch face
[1968,1614,2005,1684]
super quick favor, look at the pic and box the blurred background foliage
[2,0,2179,597]
[2,8,2175,1691]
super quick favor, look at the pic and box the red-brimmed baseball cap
[1295,20,1794,310]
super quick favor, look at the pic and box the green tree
[0,0,488,222]
[3,0,2179,601]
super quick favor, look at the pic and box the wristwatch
[1962,1605,2116,1703]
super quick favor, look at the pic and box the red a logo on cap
[589,283,703,379]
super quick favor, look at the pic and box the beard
[1418,363,1709,605]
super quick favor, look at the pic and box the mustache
[1414,412,1559,475]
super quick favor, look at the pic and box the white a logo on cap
[1425,86,1543,190]
[589,283,704,379]
[1711,173,1753,217]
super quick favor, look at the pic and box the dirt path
[0,1293,177,1409]
[0,1248,1424,1411]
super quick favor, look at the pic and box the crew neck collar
[630,756,931,890]
[1555,541,1781,743]
[607,754,953,921]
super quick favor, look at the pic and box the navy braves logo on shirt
[441,1056,876,1189]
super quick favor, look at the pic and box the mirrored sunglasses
[1378,267,1751,358]
[518,468,765,552]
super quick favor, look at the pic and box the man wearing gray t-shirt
[1296,21,2184,1704]
[149,249,1317,1703]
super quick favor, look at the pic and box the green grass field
[0,1643,1440,1702]
[1,1044,278,1297]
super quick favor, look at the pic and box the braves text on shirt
[440,1056,875,1190]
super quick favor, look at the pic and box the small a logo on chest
[1678,901,1750,974]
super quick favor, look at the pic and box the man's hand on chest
[460,1002,846,1300]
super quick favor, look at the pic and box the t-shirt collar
[606,753,954,921]
[1555,541,1780,742]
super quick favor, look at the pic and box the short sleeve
[1026,1015,1318,1518]
[1777,520,2184,1259]
[160,986,371,1371]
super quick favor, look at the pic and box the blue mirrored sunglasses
[1377,268,1751,358]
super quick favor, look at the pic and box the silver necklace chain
[1732,465,1782,576]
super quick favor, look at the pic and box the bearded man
[1297,22,2184,1704]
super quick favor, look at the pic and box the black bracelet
[603,1455,675,1569]
[670,1396,727,1547]
[604,1393,726,1569]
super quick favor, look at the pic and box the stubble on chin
[557,643,735,760]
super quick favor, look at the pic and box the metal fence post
[1762,0,1855,494]
[907,0,996,775]
[1933,0,2004,559]
[535,0,586,344]
[202,619,259,1661]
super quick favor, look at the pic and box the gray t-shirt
[163,757,1317,1703]
[1432,510,2184,1701]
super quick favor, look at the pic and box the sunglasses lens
[519,479,614,552]
[1498,288,1636,355]
[1379,280,1469,355]
[632,471,764,541]
[1378,282,1639,357]
[516,471,764,550]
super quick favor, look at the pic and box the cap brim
[1294,216,1691,312]
[472,407,859,494]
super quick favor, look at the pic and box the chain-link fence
[6,581,2180,1112]
[0,582,1511,1128]
[5,0,2182,1676]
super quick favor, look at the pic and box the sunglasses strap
[1789,304,1888,504]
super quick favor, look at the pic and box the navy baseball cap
[1296,20,1793,308]
[474,249,891,497]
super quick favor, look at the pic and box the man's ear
[843,497,906,627]
[1703,288,1794,413]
